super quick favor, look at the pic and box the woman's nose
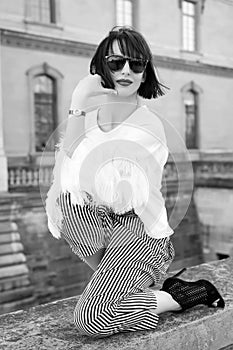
[121,60,130,74]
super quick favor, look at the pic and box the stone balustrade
[8,165,53,190]
[7,156,233,192]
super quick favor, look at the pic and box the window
[182,0,197,51]
[29,0,56,24]
[33,75,57,152]
[116,0,133,26]
[181,81,202,150]
[184,90,198,149]
[26,63,63,154]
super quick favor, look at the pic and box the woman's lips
[116,80,133,87]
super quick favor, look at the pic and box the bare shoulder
[139,105,166,139]
[141,105,164,126]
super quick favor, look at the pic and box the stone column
[0,30,8,192]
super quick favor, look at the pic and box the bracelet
[68,109,86,117]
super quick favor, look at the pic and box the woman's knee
[73,302,104,337]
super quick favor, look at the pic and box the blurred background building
[0,0,233,314]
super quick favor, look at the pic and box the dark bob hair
[90,26,168,99]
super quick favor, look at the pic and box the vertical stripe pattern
[59,192,175,338]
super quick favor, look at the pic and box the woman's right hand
[70,74,117,109]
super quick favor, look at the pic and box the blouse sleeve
[45,136,88,239]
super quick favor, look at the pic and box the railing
[8,166,53,191]
[8,160,233,191]
[8,162,179,192]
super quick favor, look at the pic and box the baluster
[8,169,14,187]
[33,169,39,186]
[27,170,32,186]
[22,169,27,186]
[15,169,21,186]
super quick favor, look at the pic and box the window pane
[124,0,133,26]
[29,0,55,24]
[34,75,56,152]
[185,90,197,149]
[182,1,195,15]
[182,3,196,52]
[116,0,133,26]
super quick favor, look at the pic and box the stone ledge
[0,258,232,350]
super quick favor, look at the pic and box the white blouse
[46,105,174,239]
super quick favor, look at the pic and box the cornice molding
[0,29,96,57]
[1,29,233,78]
[153,55,233,77]
[178,0,206,13]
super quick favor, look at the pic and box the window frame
[115,0,138,28]
[26,63,63,155]
[178,0,205,53]
[182,0,197,52]
[181,81,203,150]
[34,75,57,153]
[24,0,62,28]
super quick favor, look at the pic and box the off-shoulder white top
[46,105,174,239]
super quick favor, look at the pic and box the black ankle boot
[161,268,225,312]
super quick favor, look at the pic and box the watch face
[69,109,85,116]
[74,109,81,115]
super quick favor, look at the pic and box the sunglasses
[105,55,148,74]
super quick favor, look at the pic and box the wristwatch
[68,109,86,117]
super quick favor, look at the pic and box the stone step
[0,242,24,255]
[0,275,30,292]
[0,264,29,279]
[0,222,17,233]
[0,295,36,315]
[0,253,26,267]
[0,232,20,243]
[0,285,34,304]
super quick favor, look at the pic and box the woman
[45,26,225,338]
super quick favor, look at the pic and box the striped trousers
[59,192,175,338]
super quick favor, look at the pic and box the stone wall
[0,184,203,315]
[0,258,232,350]
[0,192,93,315]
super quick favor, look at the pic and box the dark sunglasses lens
[106,56,147,73]
[130,60,147,73]
[106,57,126,71]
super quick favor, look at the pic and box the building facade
[0,0,233,169]
[0,0,233,313]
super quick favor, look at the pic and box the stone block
[0,258,232,350]
[0,232,20,243]
[0,295,36,315]
[0,252,26,267]
[0,222,17,233]
[0,264,29,279]
[0,286,34,304]
[0,275,30,292]
[0,242,23,255]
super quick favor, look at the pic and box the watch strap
[68,109,86,117]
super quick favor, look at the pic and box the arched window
[26,63,63,154]
[33,75,56,152]
[181,81,202,149]
[184,90,198,148]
